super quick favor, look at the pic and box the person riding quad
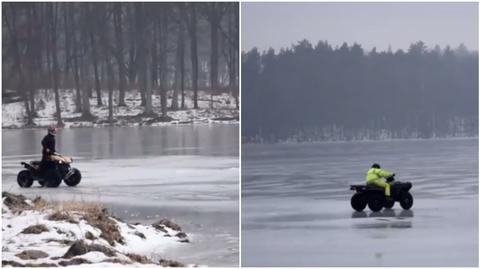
[40,126,57,171]
[366,163,394,199]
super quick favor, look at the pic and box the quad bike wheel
[17,170,33,188]
[384,198,395,209]
[399,192,413,210]
[64,168,81,187]
[351,193,367,212]
[368,193,385,212]
[44,169,62,188]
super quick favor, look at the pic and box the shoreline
[2,89,239,130]
[3,118,239,130]
[242,134,478,145]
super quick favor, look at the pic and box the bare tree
[67,3,82,112]
[158,6,169,117]
[113,3,127,107]
[205,3,226,108]
[88,4,103,106]
[185,3,199,109]
[47,3,63,126]
[172,5,186,110]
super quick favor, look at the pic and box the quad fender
[20,162,37,171]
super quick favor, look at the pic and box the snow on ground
[2,193,190,267]
[2,89,239,128]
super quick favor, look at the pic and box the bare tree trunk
[233,4,239,109]
[159,8,168,117]
[114,3,127,107]
[135,4,147,107]
[151,13,159,101]
[207,4,223,109]
[106,58,115,123]
[127,5,137,91]
[171,20,184,111]
[186,4,199,109]
[68,4,82,112]
[80,4,93,120]
[88,4,103,106]
[48,3,63,126]
[134,3,154,116]
[63,3,71,88]
[180,28,185,110]
[228,4,239,109]
[26,6,37,118]
[97,4,114,123]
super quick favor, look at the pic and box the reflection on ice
[351,209,414,219]
[353,221,412,229]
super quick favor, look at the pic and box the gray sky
[242,2,478,53]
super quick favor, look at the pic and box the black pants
[40,158,55,174]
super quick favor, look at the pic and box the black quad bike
[17,154,82,188]
[350,175,413,212]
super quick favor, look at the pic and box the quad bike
[350,175,413,212]
[17,154,82,188]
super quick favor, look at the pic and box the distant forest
[242,40,478,142]
[2,2,239,126]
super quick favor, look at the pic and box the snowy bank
[2,89,239,129]
[2,192,191,267]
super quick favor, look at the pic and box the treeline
[242,40,478,142]
[3,2,239,126]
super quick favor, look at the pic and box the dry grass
[47,211,78,224]
[159,259,185,267]
[126,253,152,264]
[52,202,124,246]
[4,192,124,246]
[21,224,49,234]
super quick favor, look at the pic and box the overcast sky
[242,2,478,53]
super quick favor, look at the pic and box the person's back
[40,126,57,171]
[41,133,55,160]
[366,163,393,198]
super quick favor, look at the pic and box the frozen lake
[242,138,478,266]
[2,125,239,266]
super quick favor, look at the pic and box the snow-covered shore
[2,192,191,267]
[2,89,239,129]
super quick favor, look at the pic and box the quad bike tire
[368,193,385,212]
[64,168,81,187]
[399,192,413,210]
[351,193,367,212]
[44,169,62,188]
[17,170,33,188]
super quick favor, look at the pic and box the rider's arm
[377,169,393,178]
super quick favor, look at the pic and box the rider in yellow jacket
[366,163,394,197]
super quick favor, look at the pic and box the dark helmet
[47,125,57,135]
[371,163,381,169]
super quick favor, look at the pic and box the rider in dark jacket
[42,126,56,160]
[41,126,57,170]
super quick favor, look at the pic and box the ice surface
[3,125,239,266]
[242,138,478,266]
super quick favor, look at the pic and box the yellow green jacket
[366,168,393,183]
